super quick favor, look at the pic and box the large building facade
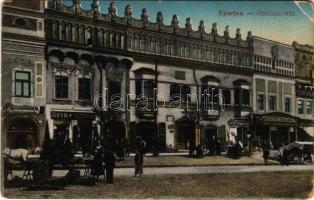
[1,0,46,151]
[1,0,313,153]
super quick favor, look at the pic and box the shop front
[253,112,299,149]
[2,105,46,152]
[50,111,96,154]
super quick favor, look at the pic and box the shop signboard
[51,111,95,119]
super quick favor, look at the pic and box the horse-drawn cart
[279,141,313,165]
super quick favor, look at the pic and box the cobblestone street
[3,170,313,199]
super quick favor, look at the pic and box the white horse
[3,147,29,161]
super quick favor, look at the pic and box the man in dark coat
[261,140,271,165]
[104,150,115,183]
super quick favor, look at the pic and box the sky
[61,0,314,46]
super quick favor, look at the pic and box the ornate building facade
[293,42,314,140]
[1,0,313,153]
[1,0,47,151]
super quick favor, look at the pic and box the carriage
[278,141,313,165]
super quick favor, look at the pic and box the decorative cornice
[47,0,253,48]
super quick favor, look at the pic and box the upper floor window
[306,101,312,115]
[298,99,304,114]
[234,89,250,106]
[284,97,291,113]
[15,71,31,98]
[257,94,264,111]
[55,76,68,99]
[242,90,250,106]
[222,89,231,105]
[78,78,91,100]
[108,81,121,99]
[269,96,277,111]
[136,79,154,99]
[202,86,219,105]
[170,84,191,103]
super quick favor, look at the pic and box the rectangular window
[55,76,68,99]
[257,94,264,111]
[222,89,231,105]
[144,80,154,98]
[284,97,291,113]
[306,101,312,115]
[242,90,250,106]
[298,99,304,114]
[234,89,240,105]
[269,96,276,111]
[15,71,31,97]
[108,81,121,101]
[170,84,190,103]
[175,71,185,80]
[78,78,91,100]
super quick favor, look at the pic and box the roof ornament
[157,11,164,30]
[124,5,132,24]
[224,25,230,43]
[108,1,117,16]
[157,11,164,24]
[198,20,205,32]
[91,0,100,18]
[236,28,241,39]
[185,17,192,31]
[172,15,179,33]
[124,5,132,17]
[73,0,81,14]
[247,31,253,47]
[224,25,229,36]
[55,0,62,10]
[212,23,217,34]
[141,8,149,27]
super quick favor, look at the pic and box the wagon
[279,141,313,165]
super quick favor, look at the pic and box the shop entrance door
[175,119,195,150]
[8,118,38,151]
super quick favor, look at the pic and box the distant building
[293,42,314,139]
[251,37,297,149]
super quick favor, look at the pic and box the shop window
[55,76,68,99]
[306,101,312,115]
[237,127,249,147]
[15,71,31,98]
[170,84,191,103]
[284,97,291,113]
[78,78,91,100]
[222,89,231,105]
[269,96,277,111]
[257,94,264,111]
[298,99,304,114]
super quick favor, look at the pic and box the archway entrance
[175,118,195,150]
[7,118,38,151]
